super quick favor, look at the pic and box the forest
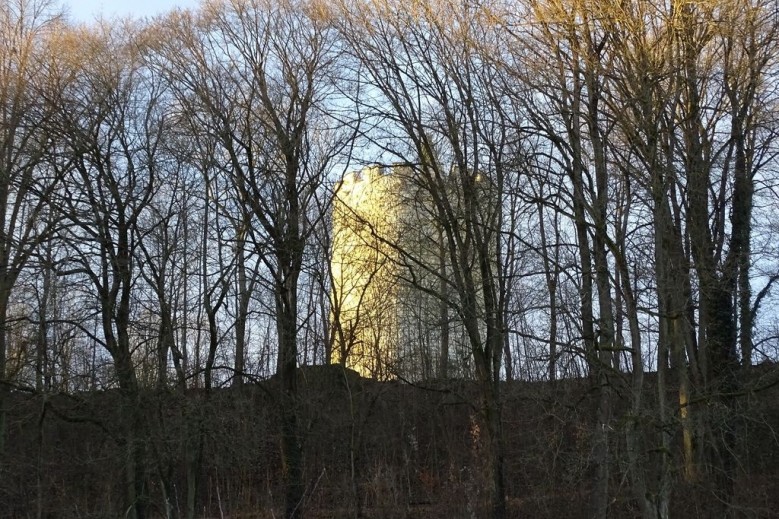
[1,0,779,517]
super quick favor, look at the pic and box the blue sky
[66,0,202,22]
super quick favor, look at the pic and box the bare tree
[334,0,531,514]
[515,1,621,514]
[153,1,350,515]
[0,0,65,452]
[49,21,169,519]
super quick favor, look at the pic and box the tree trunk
[438,226,449,379]
[277,243,304,518]
[0,292,8,455]
[234,231,249,386]
[485,380,506,519]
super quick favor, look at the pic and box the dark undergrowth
[2,364,778,518]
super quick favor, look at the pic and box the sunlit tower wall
[330,166,402,379]
[330,165,482,380]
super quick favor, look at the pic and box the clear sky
[65,0,202,23]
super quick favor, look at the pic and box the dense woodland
[2,0,779,517]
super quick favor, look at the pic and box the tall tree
[518,1,620,513]
[153,1,350,515]
[50,21,167,519]
[335,0,526,514]
[0,0,64,452]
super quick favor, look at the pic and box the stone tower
[330,165,402,379]
[330,164,480,379]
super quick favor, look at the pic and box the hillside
[3,365,779,518]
